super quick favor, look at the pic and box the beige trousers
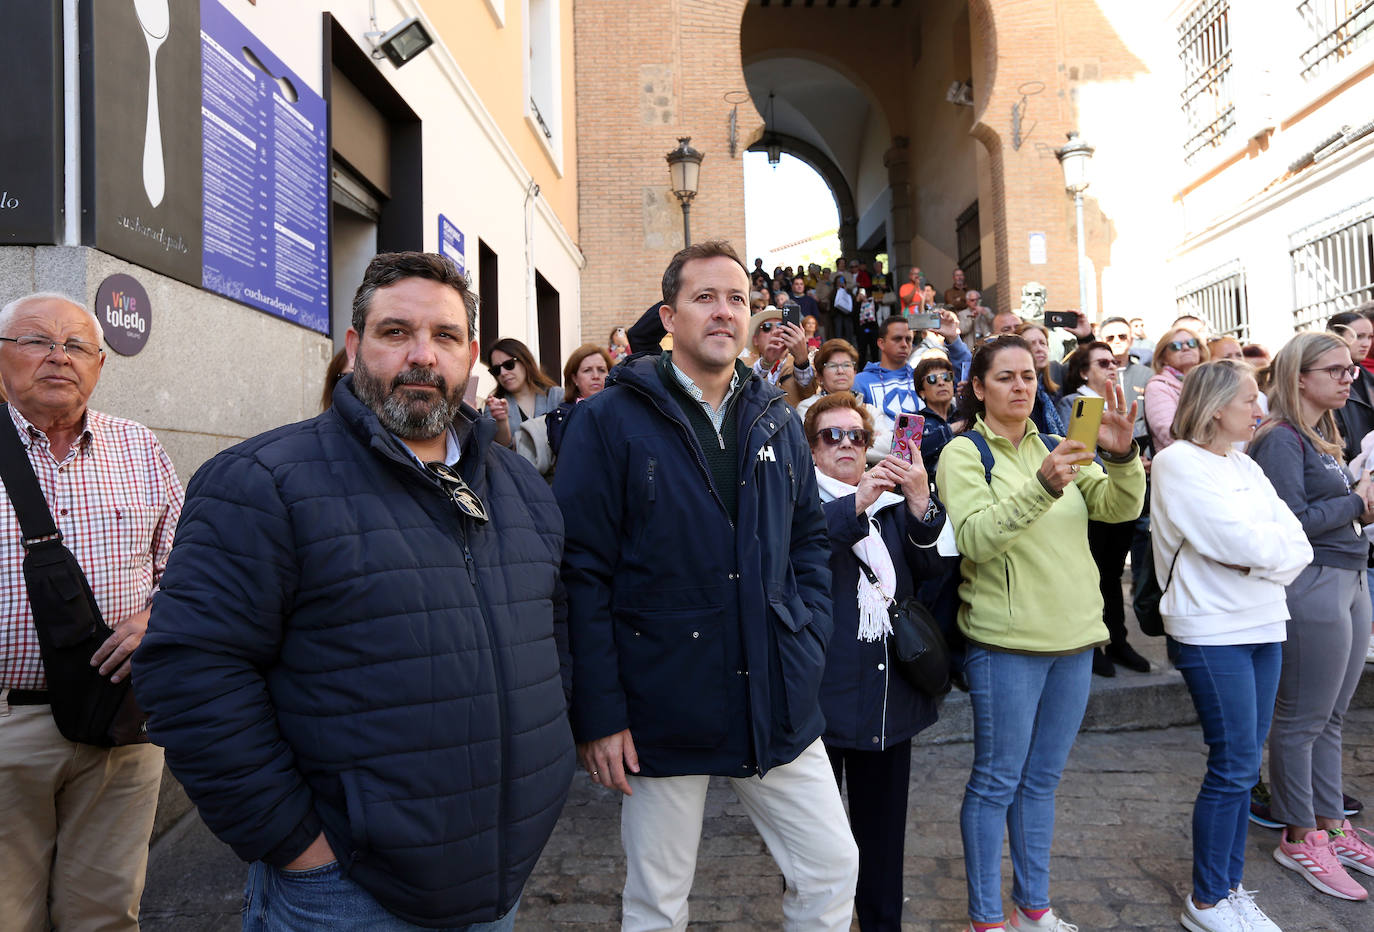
[0,701,163,932]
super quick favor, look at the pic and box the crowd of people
[3,241,1374,932]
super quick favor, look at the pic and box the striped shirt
[0,405,183,690]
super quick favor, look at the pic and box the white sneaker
[1366,636,1374,663]
[1009,905,1078,931]
[1227,885,1282,932]
[1181,896,1251,932]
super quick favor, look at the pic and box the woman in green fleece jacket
[935,335,1145,932]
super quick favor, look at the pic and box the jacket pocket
[616,607,726,748]
[339,770,369,856]
[770,599,825,731]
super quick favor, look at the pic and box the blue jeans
[241,861,519,931]
[959,646,1092,924]
[1171,639,1281,904]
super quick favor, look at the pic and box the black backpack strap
[0,403,62,546]
[964,430,996,484]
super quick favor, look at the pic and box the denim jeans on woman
[242,861,518,932]
[1171,639,1281,904]
[960,646,1093,924]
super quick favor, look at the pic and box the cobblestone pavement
[141,705,1374,931]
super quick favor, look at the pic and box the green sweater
[935,416,1146,654]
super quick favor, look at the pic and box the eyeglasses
[822,361,855,372]
[1167,338,1200,352]
[1301,364,1361,381]
[815,427,870,447]
[425,461,490,524]
[0,336,104,361]
[487,358,519,378]
[1091,358,1117,370]
[924,371,954,384]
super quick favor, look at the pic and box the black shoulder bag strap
[0,405,146,746]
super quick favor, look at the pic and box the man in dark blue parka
[131,253,574,931]
[554,241,858,930]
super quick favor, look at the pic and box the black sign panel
[80,0,203,285]
[0,1,64,244]
[95,273,152,356]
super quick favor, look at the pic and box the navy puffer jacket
[132,379,574,928]
[553,354,833,777]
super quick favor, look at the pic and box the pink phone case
[893,414,924,463]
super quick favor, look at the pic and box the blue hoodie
[853,338,971,421]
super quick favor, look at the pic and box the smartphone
[910,310,941,330]
[892,413,925,464]
[1045,310,1080,329]
[781,301,801,329]
[1065,396,1104,464]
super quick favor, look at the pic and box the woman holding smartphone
[1152,360,1313,932]
[806,392,944,931]
[1248,331,1374,903]
[937,336,1145,932]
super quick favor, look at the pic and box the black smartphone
[781,302,801,329]
[1045,310,1080,329]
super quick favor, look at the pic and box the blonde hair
[1172,359,1253,448]
[1152,327,1209,374]
[1252,331,1347,460]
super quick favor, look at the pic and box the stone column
[884,137,913,278]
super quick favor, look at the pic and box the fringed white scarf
[815,468,903,642]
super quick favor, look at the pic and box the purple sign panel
[199,0,329,334]
[96,273,152,356]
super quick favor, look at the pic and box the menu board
[1,0,63,244]
[199,0,329,334]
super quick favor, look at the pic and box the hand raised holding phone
[1038,439,1091,493]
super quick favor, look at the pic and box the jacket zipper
[880,637,890,750]
[646,457,656,502]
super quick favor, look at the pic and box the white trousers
[620,738,859,932]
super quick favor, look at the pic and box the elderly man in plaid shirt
[0,292,183,931]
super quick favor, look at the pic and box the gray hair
[0,292,105,342]
[351,252,477,337]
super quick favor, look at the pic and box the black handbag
[0,405,148,746]
[859,561,952,698]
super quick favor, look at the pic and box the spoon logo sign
[133,0,171,207]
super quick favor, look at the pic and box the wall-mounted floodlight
[366,3,433,68]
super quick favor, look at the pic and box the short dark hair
[913,355,954,394]
[661,240,749,307]
[1101,316,1130,328]
[352,251,476,337]
[1061,340,1114,395]
[878,316,911,339]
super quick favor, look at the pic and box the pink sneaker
[1273,828,1369,900]
[1330,820,1374,877]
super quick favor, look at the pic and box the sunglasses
[815,427,871,447]
[1091,358,1117,370]
[924,372,954,384]
[487,358,519,378]
[759,321,779,333]
[425,462,490,524]
[1167,338,1200,352]
[1103,333,1131,342]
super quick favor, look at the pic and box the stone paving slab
[142,706,1374,931]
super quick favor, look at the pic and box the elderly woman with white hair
[1150,360,1312,932]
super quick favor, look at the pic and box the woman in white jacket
[1151,360,1313,932]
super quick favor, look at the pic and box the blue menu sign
[199,0,329,334]
[439,214,465,274]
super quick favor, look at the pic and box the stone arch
[745,132,859,258]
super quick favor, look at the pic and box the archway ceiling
[743,57,879,191]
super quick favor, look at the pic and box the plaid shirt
[0,405,183,690]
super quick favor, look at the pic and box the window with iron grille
[1176,261,1250,341]
[1291,200,1374,330]
[1298,0,1374,81]
[955,201,981,292]
[1178,0,1236,164]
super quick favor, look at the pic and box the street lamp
[1055,131,1095,316]
[665,136,703,249]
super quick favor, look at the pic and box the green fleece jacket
[936,416,1146,654]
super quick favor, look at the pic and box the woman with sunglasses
[938,336,1144,932]
[913,356,960,476]
[798,339,893,464]
[1248,332,1374,903]
[806,392,945,932]
[1054,342,1153,677]
[1145,328,1209,453]
[484,338,563,449]
[1014,322,1067,437]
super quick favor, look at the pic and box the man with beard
[131,252,574,931]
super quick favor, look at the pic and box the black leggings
[1089,518,1136,645]
[826,740,912,931]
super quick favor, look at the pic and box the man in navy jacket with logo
[554,241,858,931]
[132,253,573,930]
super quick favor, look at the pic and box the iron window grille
[1178,0,1236,165]
[1176,260,1250,341]
[1290,198,1374,331]
[1298,0,1374,80]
